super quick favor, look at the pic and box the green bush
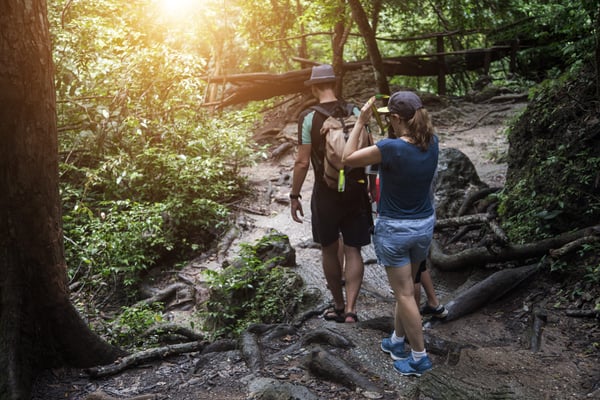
[63,199,174,287]
[59,105,265,294]
[498,64,600,243]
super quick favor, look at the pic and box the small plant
[104,303,164,349]
[199,233,304,339]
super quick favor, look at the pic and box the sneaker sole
[380,344,410,361]
[421,305,449,318]
[394,368,428,377]
[393,363,431,377]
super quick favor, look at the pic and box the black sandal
[344,312,359,323]
[322,307,345,323]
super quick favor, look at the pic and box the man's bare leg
[321,241,345,312]
[342,244,364,318]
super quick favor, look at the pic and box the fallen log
[430,225,600,271]
[203,46,518,108]
[441,264,539,322]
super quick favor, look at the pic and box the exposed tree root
[419,366,521,400]
[85,341,206,378]
[301,328,354,348]
[304,345,382,393]
[84,391,159,400]
[435,213,491,229]
[441,263,540,321]
[526,308,547,352]
[135,282,191,308]
[565,309,600,318]
[240,330,263,374]
[457,187,501,216]
[431,224,600,271]
[549,235,600,258]
[450,106,512,133]
[142,323,204,341]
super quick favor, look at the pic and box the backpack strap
[309,104,334,118]
[310,102,355,118]
[346,103,357,117]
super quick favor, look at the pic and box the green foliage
[505,3,595,81]
[50,0,268,296]
[545,243,599,288]
[62,199,173,287]
[103,303,164,349]
[498,64,600,243]
[580,243,600,287]
[200,233,304,339]
[499,146,600,241]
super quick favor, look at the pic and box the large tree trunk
[346,0,390,95]
[0,2,123,399]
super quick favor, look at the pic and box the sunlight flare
[156,0,202,20]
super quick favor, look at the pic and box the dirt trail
[208,98,599,399]
[184,98,598,399]
[32,99,600,400]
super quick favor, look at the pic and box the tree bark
[346,0,390,95]
[0,2,123,398]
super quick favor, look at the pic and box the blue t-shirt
[376,135,439,219]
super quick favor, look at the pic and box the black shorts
[414,259,427,283]
[311,182,372,248]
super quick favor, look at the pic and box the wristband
[289,193,302,200]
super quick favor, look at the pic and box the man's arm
[290,143,311,223]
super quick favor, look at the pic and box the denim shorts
[373,214,435,267]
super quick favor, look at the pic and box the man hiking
[290,64,373,324]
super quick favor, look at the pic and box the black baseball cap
[386,91,423,119]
